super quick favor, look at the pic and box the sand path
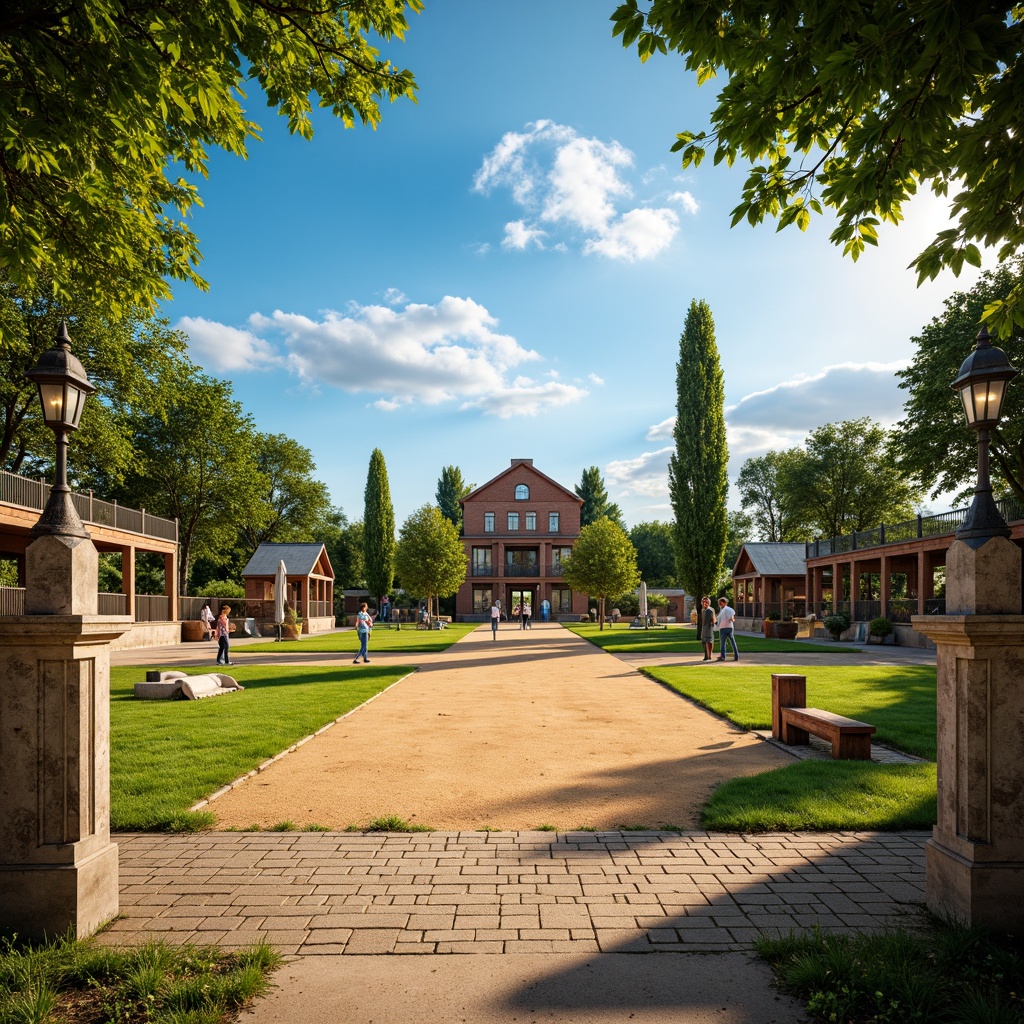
[208,622,789,831]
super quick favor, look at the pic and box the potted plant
[823,610,852,641]
[868,616,893,644]
[280,603,302,640]
[762,611,781,637]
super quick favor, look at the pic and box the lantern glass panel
[38,383,66,427]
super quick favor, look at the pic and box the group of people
[696,596,739,662]
[488,598,540,638]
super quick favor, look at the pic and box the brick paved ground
[101,829,927,954]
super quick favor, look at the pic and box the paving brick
[343,929,401,954]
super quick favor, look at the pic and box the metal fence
[0,469,177,543]
[805,495,1024,558]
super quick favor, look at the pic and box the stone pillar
[164,551,179,621]
[121,544,136,619]
[914,535,1024,930]
[1,528,131,940]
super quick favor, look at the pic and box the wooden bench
[771,673,876,760]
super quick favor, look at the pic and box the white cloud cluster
[473,120,693,261]
[177,295,589,418]
[608,361,911,505]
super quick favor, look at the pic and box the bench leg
[833,734,872,760]
[780,721,809,746]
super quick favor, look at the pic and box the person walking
[353,602,372,663]
[522,601,531,629]
[199,599,216,641]
[215,604,232,666]
[697,596,715,662]
[716,597,739,661]
[541,598,550,622]
[379,595,390,627]
[490,600,501,639]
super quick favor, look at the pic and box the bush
[823,611,851,640]
[869,616,893,638]
[764,611,781,622]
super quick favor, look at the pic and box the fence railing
[0,469,177,543]
[735,600,806,620]
[0,586,24,615]
[3,587,173,621]
[806,495,1024,559]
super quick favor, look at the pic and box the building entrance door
[510,589,533,619]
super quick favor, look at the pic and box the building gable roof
[241,542,334,579]
[735,542,806,577]
[461,458,581,506]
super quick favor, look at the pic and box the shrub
[823,611,851,640]
[869,616,893,638]
[764,611,781,622]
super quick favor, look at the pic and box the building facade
[456,459,588,621]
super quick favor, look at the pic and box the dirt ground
[207,623,790,832]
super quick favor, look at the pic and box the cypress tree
[363,448,395,609]
[575,466,624,528]
[435,465,473,531]
[669,299,729,600]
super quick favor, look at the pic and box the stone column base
[927,838,1024,931]
[0,841,119,940]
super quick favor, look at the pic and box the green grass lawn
[110,663,411,831]
[566,622,853,655]
[702,760,937,831]
[644,663,937,759]
[237,621,477,654]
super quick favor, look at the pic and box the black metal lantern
[24,321,96,538]
[951,326,1019,541]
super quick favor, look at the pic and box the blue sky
[163,1,981,530]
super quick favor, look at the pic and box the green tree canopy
[894,259,1024,503]
[363,448,395,606]
[394,504,467,621]
[436,465,473,531]
[613,1,1024,336]
[782,418,922,540]
[628,521,677,586]
[575,466,624,528]
[0,0,421,324]
[736,450,809,543]
[561,517,640,629]
[669,299,729,600]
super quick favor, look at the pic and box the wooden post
[771,673,806,739]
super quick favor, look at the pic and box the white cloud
[176,316,283,372]
[668,191,699,215]
[646,417,675,441]
[502,219,547,250]
[588,373,605,386]
[606,447,673,497]
[382,287,407,306]
[177,296,589,418]
[474,120,683,261]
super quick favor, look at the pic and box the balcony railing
[0,469,178,543]
[504,564,539,577]
[806,495,1024,559]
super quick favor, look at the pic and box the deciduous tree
[575,466,624,529]
[628,521,676,586]
[894,260,1024,503]
[782,418,921,540]
[394,504,467,622]
[613,1,1024,336]
[669,300,729,601]
[561,518,640,630]
[363,448,395,611]
[736,450,808,542]
[0,0,421,325]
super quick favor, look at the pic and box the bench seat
[779,706,876,760]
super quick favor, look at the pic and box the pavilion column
[302,577,311,633]
[164,551,178,621]
[850,558,861,619]
[831,561,841,611]
[120,545,136,619]
[879,552,891,619]
[918,550,930,614]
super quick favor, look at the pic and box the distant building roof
[241,542,333,579]
[737,543,806,577]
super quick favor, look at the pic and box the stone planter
[764,621,799,640]
[181,620,205,642]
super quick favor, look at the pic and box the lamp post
[0,320,127,940]
[950,325,1019,541]
[25,320,97,539]
[913,323,1024,931]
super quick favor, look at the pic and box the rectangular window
[551,546,573,575]
[472,587,492,613]
[551,588,573,613]
[484,512,494,533]
[525,512,536,531]
[508,512,519,530]
[472,547,492,576]
[549,512,559,533]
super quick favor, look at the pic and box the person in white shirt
[716,598,739,661]
[490,601,501,640]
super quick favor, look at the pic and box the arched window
[515,484,529,500]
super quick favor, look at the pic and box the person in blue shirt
[353,602,372,664]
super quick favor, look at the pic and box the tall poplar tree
[669,300,729,600]
[363,449,395,610]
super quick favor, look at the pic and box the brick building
[456,459,588,622]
